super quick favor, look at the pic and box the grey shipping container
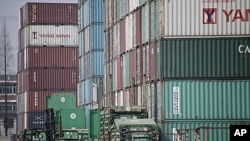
[156,37,250,80]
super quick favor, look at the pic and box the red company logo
[203,8,217,24]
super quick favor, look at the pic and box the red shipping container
[20,3,78,28]
[120,19,126,54]
[150,42,156,81]
[22,46,78,69]
[136,8,141,47]
[129,49,136,85]
[19,68,78,92]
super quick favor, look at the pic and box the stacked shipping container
[103,0,250,140]
[17,2,78,134]
[77,0,104,129]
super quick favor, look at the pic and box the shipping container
[135,8,141,47]
[79,56,85,81]
[129,49,136,86]
[141,3,149,44]
[77,77,103,106]
[149,41,156,81]
[125,14,133,51]
[136,47,142,85]
[18,68,78,92]
[119,19,126,54]
[117,56,122,90]
[17,90,76,112]
[19,25,78,48]
[17,114,24,135]
[27,111,45,129]
[159,120,250,141]
[112,58,117,92]
[112,23,120,58]
[122,52,130,88]
[78,30,84,57]
[19,3,77,28]
[149,1,156,41]
[83,51,104,79]
[84,24,104,52]
[83,0,90,28]
[156,37,250,80]
[142,44,150,82]
[160,80,250,120]
[129,0,140,13]
[20,46,78,69]
[163,0,250,36]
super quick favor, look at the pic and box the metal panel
[112,59,117,92]
[120,19,126,54]
[162,80,250,120]
[125,13,133,51]
[89,24,104,51]
[136,47,142,85]
[160,120,250,141]
[27,111,45,129]
[84,26,89,53]
[142,44,150,82]
[136,8,142,46]
[45,93,76,111]
[83,51,104,79]
[116,0,123,21]
[23,46,78,69]
[129,0,140,13]
[156,81,163,121]
[149,1,156,41]
[122,0,129,18]
[149,41,156,81]
[141,3,149,44]
[164,0,250,36]
[89,0,103,24]
[129,49,136,85]
[156,37,250,79]
[20,25,78,48]
[117,56,122,90]
[78,30,84,57]
[89,109,100,139]
[113,23,120,58]
[122,53,130,88]
[79,56,85,81]
[20,3,77,28]
[83,0,90,28]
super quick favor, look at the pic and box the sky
[0,0,78,74]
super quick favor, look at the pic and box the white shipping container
[129,0,140,13]
[17,92,27,114]
[77,81,84,106]
[125,14,133,51]
[163,0,250,36]
[132,12,137,48]
[137,85,142,106]
[123,89,130,106]
[84,27,89,53]
[112,59,117,91]
[20,25,78,47]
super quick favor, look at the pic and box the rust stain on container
[120,19,126,54]
[20,3,78,28]
[22,46,78,69]
[18,68,78,92]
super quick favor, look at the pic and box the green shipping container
[149,1,156,41]
[158,80,250,120]
[89,109,100,139]
[159,120,250,141]
[156,37,250,80]
[56,107,86,129]
[45,93,76,111]
[116,0,122,21]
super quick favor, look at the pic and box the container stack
[77,0,104,128]
[17,2,78,135]
[103,0,250,140]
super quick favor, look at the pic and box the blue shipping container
[78,31,84,57]
[84,51,104,79]
[88,24,104,51]
[27,111,45,129]
[82,0,103,28]
[79,56,85,81]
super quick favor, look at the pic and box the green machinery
[44,93,89,141]
[89,106,159,141]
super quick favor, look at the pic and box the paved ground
[0,136,12,141]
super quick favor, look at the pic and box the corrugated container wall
[78,31,84,57]
[160,80,250,120]
[18,68,78,92]
[19,3,78,28]
[159,120,250,141]
[156,37,250,80]
[19,46,78,70]
[163,0,250,36]
[141,3,149,44]
[19,25,78,48]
